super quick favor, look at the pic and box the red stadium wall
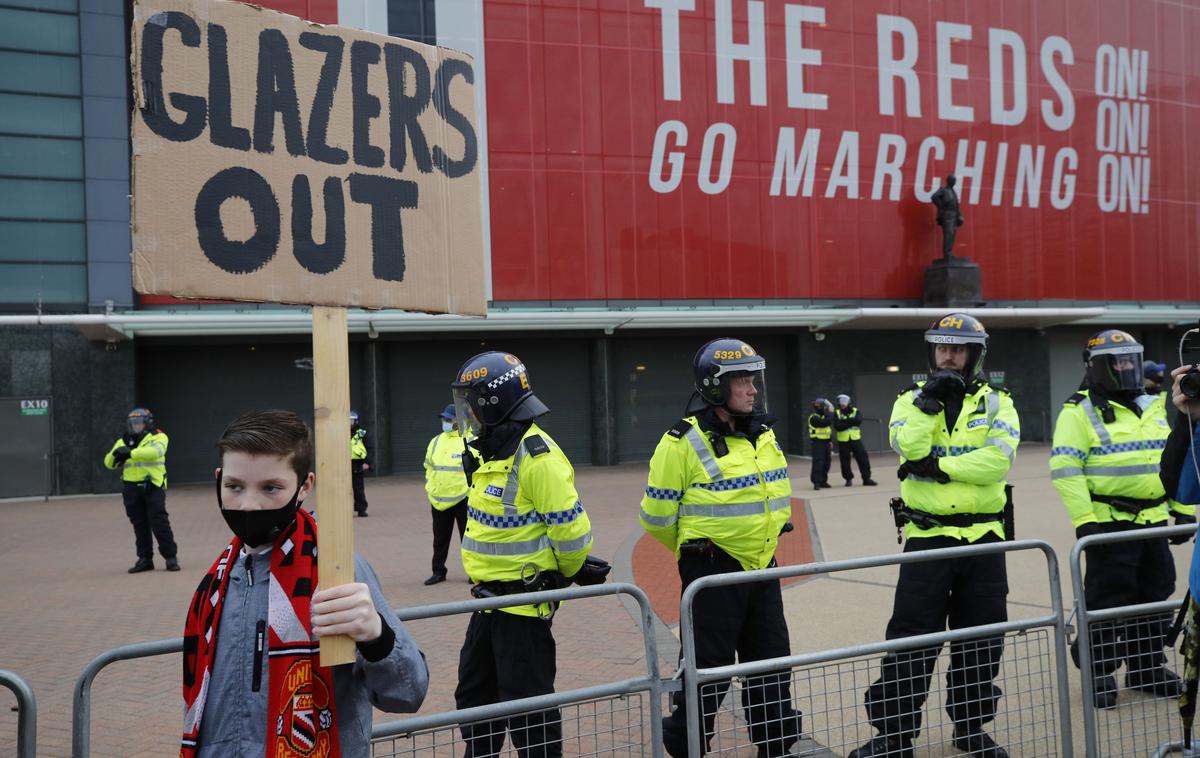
[481,0,1200,303]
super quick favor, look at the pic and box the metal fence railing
[65,583,663,758]
[372,582,664,757]
[1071,524,1196,758]
[61,533,1200,757]
[71,636,181,758]
[1,669,37,758]
[678,539,1074,757]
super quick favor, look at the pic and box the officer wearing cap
[1050,330,1196,708]
[104,407,179,573]
[450,351,609,757]
[808,397,834,490]
[834,393,877,486]
[422,404,469,586]
[350,410,370,516]
[641,338,802,758]
[1144,361,1170,416]
[850,314,1020,758]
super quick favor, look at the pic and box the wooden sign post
[129,0,486,664]
[311,306,354,663]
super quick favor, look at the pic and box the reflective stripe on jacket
[104,432,168,488]
[890,383,1020,541]
[1050,389,1193,527]
[808,413,832,441]
[351,430,369,462]
[836,408,862,442]
[423,430,469,510]
[641,416,792,571]
[461,423,593,617]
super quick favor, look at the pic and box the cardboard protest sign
[130,0,485,315]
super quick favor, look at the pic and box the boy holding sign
[180,409,428,757]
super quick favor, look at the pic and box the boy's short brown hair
[216,409,312,483]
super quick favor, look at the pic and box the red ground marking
[632,498,817,627]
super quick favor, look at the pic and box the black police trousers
[662,548,802,758]
[838,439,872,482]
[456,610,561,757]
[430,499,468,577]
[122,481,177,560]
[351,463,368,515]
[810,439,832,486]
[864,534,1007,739]
[1073,522,1175,676]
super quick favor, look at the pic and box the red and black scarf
[181,508,340,757]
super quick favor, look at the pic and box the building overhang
[0,304,1196,340]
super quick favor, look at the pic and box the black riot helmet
[690,338,768,416]
[127,407,154,435]
[451,351,549,433]
[1084,329,1144,393]
[924,313,988,380]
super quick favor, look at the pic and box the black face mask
[215,472,303,548]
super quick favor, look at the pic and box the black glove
[897,454,950,484]
[569,556,611,586]
[1074,522,1103,540]
[921,370,967,402]
[112,446,132,465]
[1171,514,1197,545]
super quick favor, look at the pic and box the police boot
[1126,666,1183,698]
[863,479,878,486]
[128,557,154,573]
[165,557,180,572]
[848,734,913,758]
[1093,673,1119,709]
[952,726,1009,758]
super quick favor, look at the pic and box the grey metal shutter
[615,335,790,463]
[387,337,594,473]
[137,341,318,484]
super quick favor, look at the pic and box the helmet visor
[717,366,768,416]
[127,414,148,435]
[452,388,482,435]
[1097,353,1144,392]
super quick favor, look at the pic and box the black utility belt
[897,507,1002,529]
[1091,494,1167,515]
[470,573,566,600]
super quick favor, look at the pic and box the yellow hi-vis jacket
[808,412,832,441]
[835,407,862,442]
[424,429,469,510]
[461,422,593,617]
[640,416,792,571]
[350,429,368,461]
[1050,389,1193,527]
[103,431,169,488]
[890,382,1020,541]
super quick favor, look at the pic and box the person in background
[350,410,370,517]
[422,404,469,585]
[809,397,835,490]
[834,394,877,486]
[104,407,179,573]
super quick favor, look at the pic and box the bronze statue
[930,175,964,259]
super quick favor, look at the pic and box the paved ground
[0,444,1194,756]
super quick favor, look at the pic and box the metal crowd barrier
[678,539,1074,757]
[372,582,664,757]
[1,669,37,758]
[65,583,662,758]
[70,636,182,758]
[1071,523,1196,758]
